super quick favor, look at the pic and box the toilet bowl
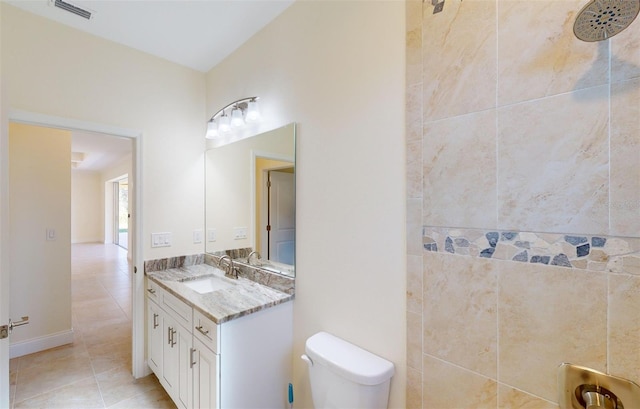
[301,331,395,409]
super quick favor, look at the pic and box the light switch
[207,228,217,242]
[151,232,172,248]
[193,229,203,244]
[233,227,248,240]
[46,228,56,241]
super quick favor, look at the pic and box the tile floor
[9,243,176,408]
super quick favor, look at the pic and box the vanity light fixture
[205,97,260,139]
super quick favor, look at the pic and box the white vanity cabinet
[145,277,293,409]
[147,284,193,409]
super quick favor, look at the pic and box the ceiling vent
[50,0,93,20]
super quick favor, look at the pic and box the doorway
[0,111,146,407]
[113,177,129,250]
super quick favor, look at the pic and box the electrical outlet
[233,227,248,240]
[193,229,203,244]
[207,228,217,242]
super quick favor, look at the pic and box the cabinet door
[162,314,192,409]
[193,337,219,409]
[147,299,163,374]
[176,324,193,409]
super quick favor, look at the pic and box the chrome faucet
[247,251,261,266]
[218,255,238,279]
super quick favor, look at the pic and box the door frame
[250,151,294,256]
[0,110,147,396]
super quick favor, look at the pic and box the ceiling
[6,0,294,72]
[7,0,294,171]
[71,130,133,172]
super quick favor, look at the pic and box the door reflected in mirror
[205,123,295,276]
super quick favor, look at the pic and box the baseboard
[9,329,75,359]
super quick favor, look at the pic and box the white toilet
[301,331,395,409]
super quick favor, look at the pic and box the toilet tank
[303,331,395,409]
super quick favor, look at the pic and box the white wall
[1,3,206,261]
[8,123,72,348]
[71,170,102,243]
[0,0,7,403]
[206,2,406,407]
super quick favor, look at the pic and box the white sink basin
[182,276,235,294]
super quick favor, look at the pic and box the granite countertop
[146,264,293,324]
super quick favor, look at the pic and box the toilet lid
[305,331,395,386]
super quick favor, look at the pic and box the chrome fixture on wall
[558,363,640,409]
[205,97,261,139]
[574,0,640,41]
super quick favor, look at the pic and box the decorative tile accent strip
[145,253,205,273]
[423,227,640,275]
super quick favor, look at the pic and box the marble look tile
[423,110,497,228]
[406,366,422,409]
[608,273,640,382]
[406,0,422,87]
[14,352,94,403]
[610,78,640,237]
[14,376,103,409]
[80,320,132,348]
[407,311,422,371]
[498,262,607,401]
[96,368,158,407]
[611,10,640,83]
[497,86,609,234]
[422,0,496,121]
[18,342,88,372]
[497,0,608,106]
[407,125,423,199]
[106,384,176,409]
[423,355,497,409]
[87,339,132,375]
[423,252,497,378]
[407,199,423,256]
[407,254,422,313]
[498,384,559,409]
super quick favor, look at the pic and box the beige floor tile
[18,341,88,372]
[105,384,176,409]
[88,339,132,375]
[13,376,104,409]
[8,243,169,409]
[96,369,159,407]
[14,353,95,403]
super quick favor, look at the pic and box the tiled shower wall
[405,0,640,407]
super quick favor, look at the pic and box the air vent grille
[53,0,92,20]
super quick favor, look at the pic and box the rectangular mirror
[205,123,295,276]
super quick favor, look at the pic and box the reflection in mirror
[205,123,295,276]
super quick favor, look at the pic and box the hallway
[9,243,174,408]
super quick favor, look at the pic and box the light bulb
[218,115,231,133]
[245,100,261,123]
[231,108,245,128]
[205,120,218,139]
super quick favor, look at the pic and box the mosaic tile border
[423,227,640,275]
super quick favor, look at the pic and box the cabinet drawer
[161,289,193,330]
[193,309,218,353]
[146,279,162,302]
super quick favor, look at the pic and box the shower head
[573,0,639,42]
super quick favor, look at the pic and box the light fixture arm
[208,96,259,123]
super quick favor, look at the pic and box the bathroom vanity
[145,264,293,409]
